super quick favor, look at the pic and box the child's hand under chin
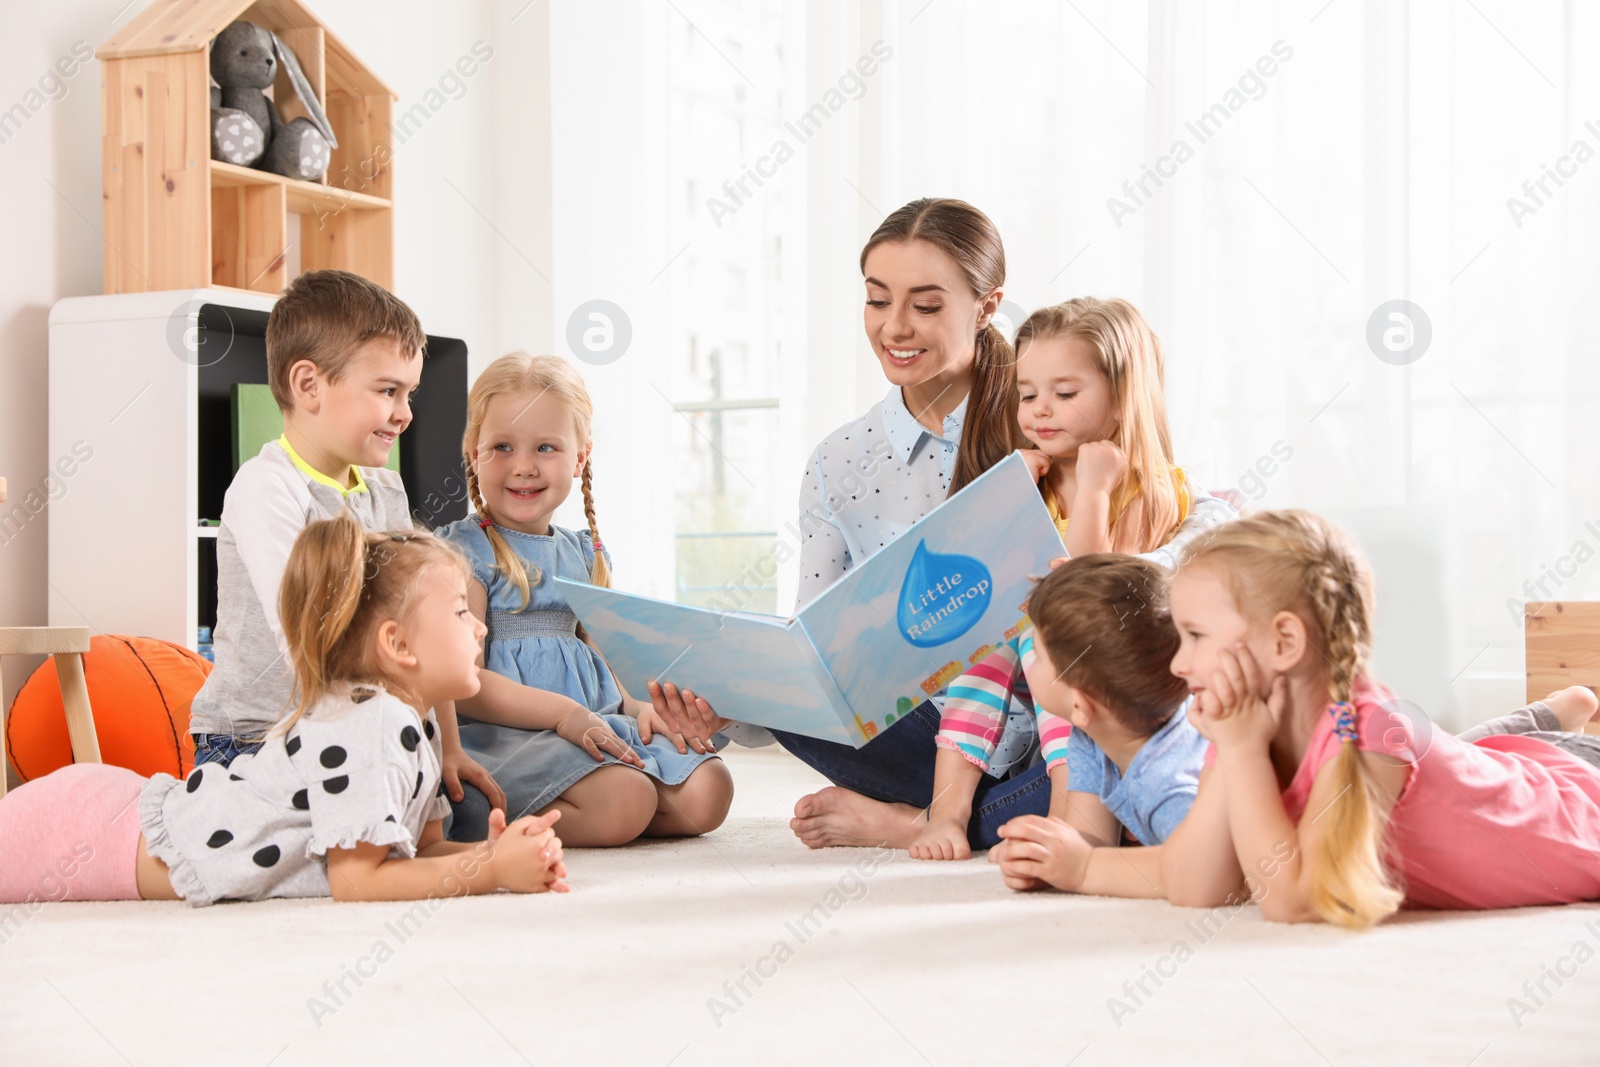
[1193,645,1289,752]
[1019,447,1052,482]
[1074,440,1128,496]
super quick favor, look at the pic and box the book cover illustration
[556,452,1063,746]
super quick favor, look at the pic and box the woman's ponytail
[949,322,1021,496]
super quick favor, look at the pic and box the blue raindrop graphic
[897,540,993,648]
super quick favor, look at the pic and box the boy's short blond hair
[265,270,426,412]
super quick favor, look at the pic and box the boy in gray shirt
[187,271,501,822]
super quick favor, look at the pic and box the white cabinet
[48,290,469,648]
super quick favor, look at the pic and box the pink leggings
[0,763,146,903]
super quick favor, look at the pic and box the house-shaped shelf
[98,0,396,296]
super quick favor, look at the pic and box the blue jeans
[771,699,1050,850]
[445,784,492,842]
[192,733,263,767]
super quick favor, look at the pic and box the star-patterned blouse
[797,385,969,609]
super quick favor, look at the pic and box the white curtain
[538,0,1600,729]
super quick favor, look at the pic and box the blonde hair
[463,352,610,609]
[1180,509,1405,929]
[277,512,469,734]
[1014,297,1179,554]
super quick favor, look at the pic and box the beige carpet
[3,745,1598,1066]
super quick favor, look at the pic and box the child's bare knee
[590,767,657,845]
[676,761,734,834]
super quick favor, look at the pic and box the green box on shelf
[231,384,401,476]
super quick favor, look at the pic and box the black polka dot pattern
[161,685,449,906]
[423,719,435,741]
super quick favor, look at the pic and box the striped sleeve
[935,637,1028,771]
[1019,629,1073,768]
[1037,707,1074,769]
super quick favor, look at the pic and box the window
[664,1,790,613]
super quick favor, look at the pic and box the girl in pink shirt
[1158,508,1600,927]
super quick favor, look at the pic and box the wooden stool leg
[1,656,7,799]
[54,652,102,765]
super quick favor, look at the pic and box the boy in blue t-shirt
[973,555,1207,893]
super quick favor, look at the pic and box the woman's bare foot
[790,787,924,849]
[1543,686,1600,733]
[908,817,971,861]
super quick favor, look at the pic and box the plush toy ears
[270,32,338,149]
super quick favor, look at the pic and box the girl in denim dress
[436,353,733,846]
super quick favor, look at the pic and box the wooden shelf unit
[98,0,396,296]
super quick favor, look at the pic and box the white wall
[311,1,501,366]
[1,0,139,728]
[0,1,504,733]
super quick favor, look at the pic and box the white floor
[3,744,1598,1066]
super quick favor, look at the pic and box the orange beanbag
[6,635,210,782]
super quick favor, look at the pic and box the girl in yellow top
[912,296,1237,860]
[1014,296,1229,569]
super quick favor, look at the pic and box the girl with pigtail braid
[1156,509,1600,927]
[434,353,732,847]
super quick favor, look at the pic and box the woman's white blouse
[796,385,969,609]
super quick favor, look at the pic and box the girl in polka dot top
[0,513,570,906]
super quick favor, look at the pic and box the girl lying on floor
[992,508,1600,927]
[0,513,568,905]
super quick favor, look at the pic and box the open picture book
[555,452,1064,746]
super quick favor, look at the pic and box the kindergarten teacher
[654,197,1054,852]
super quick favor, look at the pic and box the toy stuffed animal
[208,20,337,181]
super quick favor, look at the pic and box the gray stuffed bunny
[209,20,337,181]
